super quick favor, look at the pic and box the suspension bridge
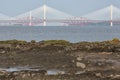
[0,5,120,26]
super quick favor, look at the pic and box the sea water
[0,25,120,42]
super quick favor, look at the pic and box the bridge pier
[29,11,32,26]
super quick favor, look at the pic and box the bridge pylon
[43,4,47,26]
[110,5,113,27]
[29,11,32,26]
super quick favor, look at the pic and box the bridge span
[0,5,120,26]
[0,19,120,26]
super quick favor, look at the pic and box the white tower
[43,4,47,26]
[110,5,113,27]
[29,11,32,26]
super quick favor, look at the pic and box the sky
[0,0,120,17]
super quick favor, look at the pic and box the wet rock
[0,40,120,80]
[76,62,86,69]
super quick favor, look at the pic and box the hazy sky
[0,0,119,17]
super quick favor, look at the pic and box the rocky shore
[0,39,120,80]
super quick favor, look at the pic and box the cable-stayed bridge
[0,5,120,26]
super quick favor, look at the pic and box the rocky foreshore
[0,39,120,80]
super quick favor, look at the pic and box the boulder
[76,62,86,69]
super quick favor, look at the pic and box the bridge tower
[43,4,47,26]
[29,11,32,26]
[110,5,113,27]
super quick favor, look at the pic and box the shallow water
[0,67,65,75]
[0,67,39,72]
[0,67,85,75]
[0,25,120,42]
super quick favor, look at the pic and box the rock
[98,62,103,66]
[0,70,7,76]
[98,52,112,55]
[115,48,120,52]
[22,74,26,78]
[13,72,19,76]
[1,50,5,54]
[72,60,75,63]
[95,73,102,77]
[16,45,20,49]
[76,62,86,69]
[77,57,82,61]
[31,73,35,77]
[110,74,114,77]
[113,75,120,79]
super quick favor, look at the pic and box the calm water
[0,25,120,42]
